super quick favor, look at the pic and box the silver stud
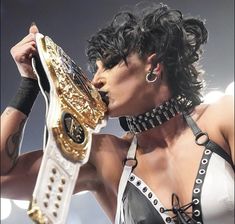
[149,119,155,128]
[163,111,170,120]
[142,122,147,130]
[174,104,180,113]
[194,210,200,217]
[205,149,211,155]
[169,108,176,116]
[194,188,200,194]
[166,217,171,223]
[156,115,162,124]
[129,176,135,181]
[136,124,141,132]
[148,192,152,198]
[193,198,199,205]
[142,187,147,193]
[153,199,158,205]
[199,169,205,175]
[196,179,202,184]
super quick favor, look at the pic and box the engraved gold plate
[28,33,107,224]
[35,34,106,162]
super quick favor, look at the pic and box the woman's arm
[1,24,39,174]
[1,107,27,174]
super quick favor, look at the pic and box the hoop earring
[146,71,158,83]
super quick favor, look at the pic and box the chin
[107,107,133,118]
[106,104,124,118]
[107,108,120,118]
[106,100,136,117]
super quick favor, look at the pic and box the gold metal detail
[27,198,47,224]
[36,35,107,162]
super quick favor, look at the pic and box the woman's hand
[10,23,39,80]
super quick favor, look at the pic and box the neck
[136,114,186,151]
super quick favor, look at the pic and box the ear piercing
[146,70,158,83]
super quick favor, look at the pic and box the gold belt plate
[36,35,107,162]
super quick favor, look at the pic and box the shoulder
[207,94,234,114]
[92,133,130,151]
[193,95,234,162]
[194,95,234,124]
[90,133,131,166]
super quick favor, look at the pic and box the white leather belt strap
[28,133,81,224]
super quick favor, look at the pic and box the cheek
[109,78,149,116]
[112,75,144,99]
[107,63,149,115]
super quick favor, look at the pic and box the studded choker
[120,97,183,134]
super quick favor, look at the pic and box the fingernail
[30,21,36,27]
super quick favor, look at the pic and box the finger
[29,22,39,34]
[11,42,37,61]
[21,42,37,55]
[15,34,36,47]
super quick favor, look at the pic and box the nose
[92,73,105,89]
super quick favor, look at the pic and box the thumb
[29,22,39,34]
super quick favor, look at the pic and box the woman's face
[92,53,160,117]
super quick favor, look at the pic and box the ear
[146,53,163,76]
[146,53,157,67]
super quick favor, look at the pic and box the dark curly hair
[86,3,208,109]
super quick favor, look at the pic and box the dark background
[1,0,234,223]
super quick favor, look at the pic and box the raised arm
[0,25,102,201]
[1,24,39,175]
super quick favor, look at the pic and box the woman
[1,4,234,224]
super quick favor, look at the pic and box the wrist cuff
[9,77,40,116]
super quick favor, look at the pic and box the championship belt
[27,33,107,224]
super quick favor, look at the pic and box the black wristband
[9,77,40,116]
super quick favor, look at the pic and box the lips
[98,91,109,106]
